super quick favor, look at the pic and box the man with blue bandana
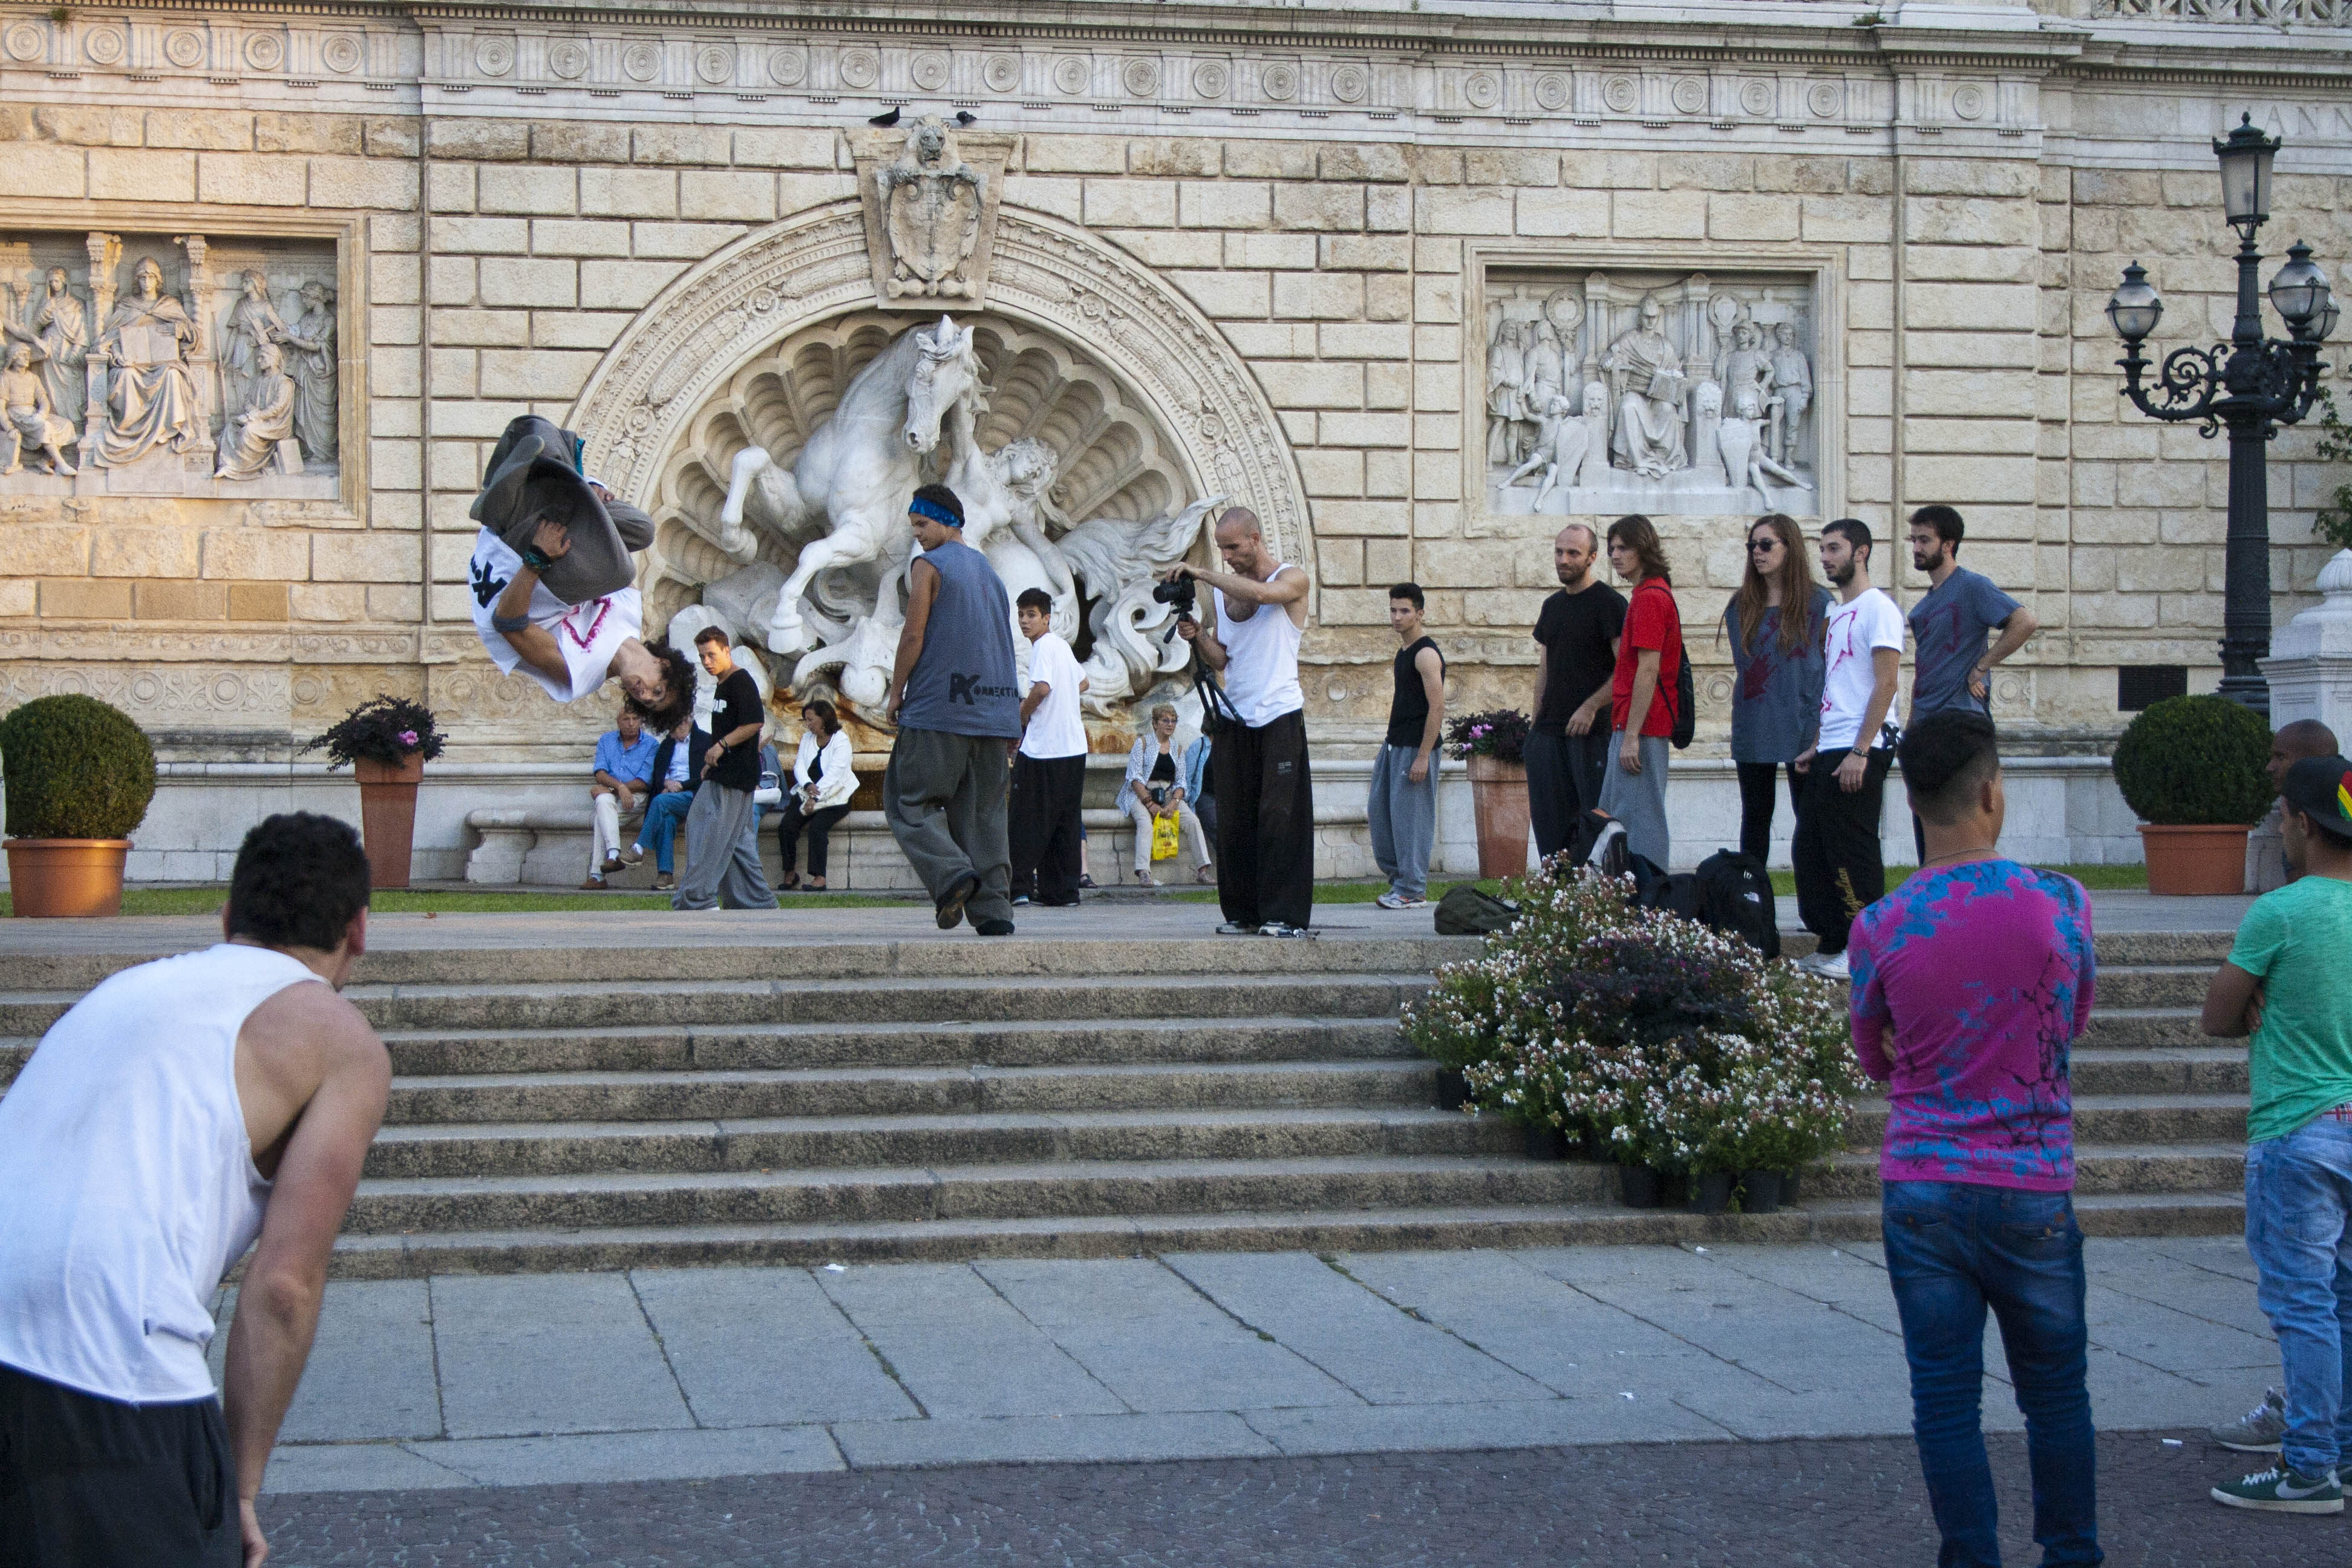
[881,484,1024,935]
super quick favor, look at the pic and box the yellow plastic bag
[1151,809,1181,861]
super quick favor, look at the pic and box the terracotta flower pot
[1466,754,1530,879]
[5,838,131,918]
[354,751,425,891]
[2137,823,2251,897]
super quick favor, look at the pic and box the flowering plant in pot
[302,695,446,890]
[2109,694,2272,895]
[1445,708,1534,877]
[0,694,157,917]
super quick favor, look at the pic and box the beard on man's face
[1826,557,1856,587]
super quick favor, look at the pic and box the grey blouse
[1723,587,1833,765]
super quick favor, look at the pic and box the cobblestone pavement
[260,1432,2348,1567]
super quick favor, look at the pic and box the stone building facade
[1,0,2348,880]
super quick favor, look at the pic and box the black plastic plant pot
[1740,1169,1786,1215]
[1434,1068,1469,1110]
[1525,1123,1569,1161]
[1618,1164,1664,1208]
[1688,1170,1736,1215]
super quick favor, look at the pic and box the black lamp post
[2106,113,2336,718]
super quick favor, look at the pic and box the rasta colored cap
[2279,754,2352,838]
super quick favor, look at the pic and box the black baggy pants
[0,1362,241,1567]
[1791,746,1893,955]
[1212,710,1315,929]
[1009,752,1087,903]
[1525,728,1612,861]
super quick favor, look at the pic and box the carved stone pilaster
[175,234,218,451]
[82,231,119,454]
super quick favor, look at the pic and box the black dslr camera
[1151,572,1197,618]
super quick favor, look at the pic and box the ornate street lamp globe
[2316,301,2342,342]
[2269,241,2331,335]
[2214,112,2279,232]
[2106,262,2163,345]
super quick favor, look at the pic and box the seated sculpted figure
[1718,386,1812,505]
[1601,295,1690,479]
[214,341,296,481]
[1,343,77,477]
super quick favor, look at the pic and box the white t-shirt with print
[468,527,642,705]
[1018,632,1088,760]
[1817,587,1905,752]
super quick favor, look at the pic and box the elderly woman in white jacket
[1122,703,1214,887]
[775,698,857,890]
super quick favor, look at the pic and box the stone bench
[462,805,1223,890]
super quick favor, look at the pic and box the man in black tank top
[1371,583,1446,909]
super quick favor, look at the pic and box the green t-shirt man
[2230,852,2352,1145]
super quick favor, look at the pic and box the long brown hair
[1731,513,1820,657]
[1606,514,1671,584]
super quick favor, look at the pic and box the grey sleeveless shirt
[897,537,1023,739]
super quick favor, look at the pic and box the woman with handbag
[775,699,856,891]
[1121,704,1214,887]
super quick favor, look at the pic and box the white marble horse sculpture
[714,315,985,653]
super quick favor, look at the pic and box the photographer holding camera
[1164,507,1315,937]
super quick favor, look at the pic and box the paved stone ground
[258,1433,2349,1567]
[226,1238,2279,1497]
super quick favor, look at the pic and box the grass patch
[0,887,912,918]
[1763,863,2149,898]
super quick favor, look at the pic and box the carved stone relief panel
[1480,266,1821,520]
[0,230,340,499]
[848,120,1016,309]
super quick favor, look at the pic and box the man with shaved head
[2250,719,2342,892]
[1168,507,1316,936]
[1527,521,1625,859]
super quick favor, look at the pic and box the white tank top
[0,942,317,1403]
[1215,566,1305,728]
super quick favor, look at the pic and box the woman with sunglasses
[1722,514,1832,866]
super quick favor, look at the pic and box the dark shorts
[0,1361,241,1568]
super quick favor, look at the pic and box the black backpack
[1693,849,1780,959]
[1670,633,1696,750]
[1636,864,1704,921]
[1435,884,1521,936]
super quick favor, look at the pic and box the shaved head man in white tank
[0,812,390,1567]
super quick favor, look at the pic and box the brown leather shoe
[580,876,606,890]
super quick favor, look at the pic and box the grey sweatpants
[884,726,1014,927]
[1366,742,1437,900]
[1597,730,1671,871]
[671,780,777,910]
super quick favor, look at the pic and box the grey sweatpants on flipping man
[1596,730,1671,871]
[671,780,778,910]
[884,725,1015,927]
[1366,742,1438,900]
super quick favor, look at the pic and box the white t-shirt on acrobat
[1018,632,1088,760]
[1817,587,1905,753]
[468,527,643,705]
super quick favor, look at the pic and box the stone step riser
[1844,1104,2246,1147]
[315,1195,2244,1279]
[8,932,2226,995]
[2076,1014,2213,1050]
[2087,971,2216,1009]
[1810,1151,2243,1201]
[2068,1058,2247,1096]
[379,1019,1416,1077]
[344,1161,1606,1234]
[384,1062,1435,1126]
[348,977,1426,1033]
[362,1112,1516,1180]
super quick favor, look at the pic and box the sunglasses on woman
[1747,538,1783,554]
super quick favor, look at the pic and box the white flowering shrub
[1402,865,1858,1174]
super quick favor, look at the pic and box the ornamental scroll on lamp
[849,117,1018,311]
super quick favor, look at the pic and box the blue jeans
[639,789,694,873]
[2246,1115,2352,1478]
[1882,1180,2100,1568]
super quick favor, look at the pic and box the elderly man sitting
[584,705,659,889]
[1121,704,1214,887]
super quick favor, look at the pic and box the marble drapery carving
[91,256,202,468]
[212,340,296,480]
[2,268,87,444]
[219,269,287,422]
[279,281,338,463]
[2,342,77,475]
[1483,269,1820,518]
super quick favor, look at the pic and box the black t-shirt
[707,667,764,792]
[1149,750,1177,784]
[1532,584,1628,736]
[1386,636,1445,748]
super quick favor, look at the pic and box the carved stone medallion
[849,120,1015,309]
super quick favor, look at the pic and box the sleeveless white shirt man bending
[0,813,391,1568]
[1168,506,1316,936]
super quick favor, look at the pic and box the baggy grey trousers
[1596,730,1671,872]
[1365,741,1438,900]
[671,780,778,911]
[883,726,1015,927]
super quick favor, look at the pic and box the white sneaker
[1259,921,1313,938]
[1376,891,1428,910]
[1808,949,1850,981]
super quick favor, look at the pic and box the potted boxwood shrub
[302,694,446,890]
[0,694,158,917]
[2111,694,2272,895]
[1445,708,1534,878]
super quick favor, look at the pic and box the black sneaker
[935,874,979,930]
[974,918,1015,936]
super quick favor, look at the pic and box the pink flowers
[396,730,420,748]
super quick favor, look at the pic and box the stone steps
[1846,1094,2247,1147]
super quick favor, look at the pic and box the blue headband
[909,495,962,528]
